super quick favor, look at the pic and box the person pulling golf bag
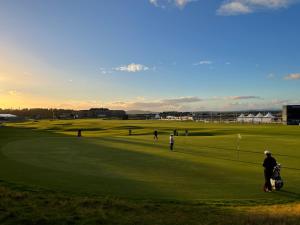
[263,150,277,192]
[270,164,284,191]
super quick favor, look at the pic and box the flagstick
[237,138,240,160]
[236,134,241,160]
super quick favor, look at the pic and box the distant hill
[126,110,155,115]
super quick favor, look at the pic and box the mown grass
[0,119,300,224]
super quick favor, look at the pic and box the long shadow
[275,190,300,199]
[0,126,178,200]
[103,135,300,159]
[100,137,300,171]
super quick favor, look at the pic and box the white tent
[263,112,275,123]
[0,114,17,118]
[0,114,17,122]
[254,112,264,123]
[237,113,245,123]
[246,113,255,123]
[154,114,160,120]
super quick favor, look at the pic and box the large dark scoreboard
[283,105,300,125]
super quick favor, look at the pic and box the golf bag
[270,164,283,190]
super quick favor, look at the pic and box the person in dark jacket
[77,129,82,137]
[154,130,158,141]
[169,134,174,151]
[263,150,277,192]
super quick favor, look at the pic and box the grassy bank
[1,183,300,225]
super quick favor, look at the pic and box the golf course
[1,119,300,224]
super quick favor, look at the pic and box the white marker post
[237,133,242,160]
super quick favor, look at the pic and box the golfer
[173,129,177,136]
[185,129,189,136]
[77,129,82,137]
[263,150,277,192]
[154,130,158,141]
[169,134,174,151]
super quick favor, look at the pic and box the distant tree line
[0,108,127,120]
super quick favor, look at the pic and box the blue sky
[0,0,299,111]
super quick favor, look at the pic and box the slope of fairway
[1,120,300,202]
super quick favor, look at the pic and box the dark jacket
[263,156,277,173]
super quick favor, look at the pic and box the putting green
[0,120,300,202]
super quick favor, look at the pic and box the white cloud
[194,60,213,65]
[175,0,195,8]
[217,1,252,15]
[149,0,197,9]
[267,73,275,79]
[284,73,300,80]
[217,0,297,15]
[149,0,159,7]
[115,63,149,73]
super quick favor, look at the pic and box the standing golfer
[173,129,177,136]
[185,129,189,136]
[263,150,277,192]
[169,134,174,151]
[154,130,158,141]
[77,129,82,137]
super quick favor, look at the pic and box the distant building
[282,105,300,125]
[77,108,126,119]
[164,115,193,121]
[154,114,161,120]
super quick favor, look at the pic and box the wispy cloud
[284,73,300,80]
[149,0,198,9]
[217,0,297,16]
[194,60,213,65]
[107,96,202,111]
[149,0,160,7]
[211,95,262,100]
[267,73,275,79]
[162,96,202,104]
[115,63,149,73]
[227,95,261,100]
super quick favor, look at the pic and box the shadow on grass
[0,184,300,225]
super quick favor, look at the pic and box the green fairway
[0,119,300,203]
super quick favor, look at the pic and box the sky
[0,0,300,111]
